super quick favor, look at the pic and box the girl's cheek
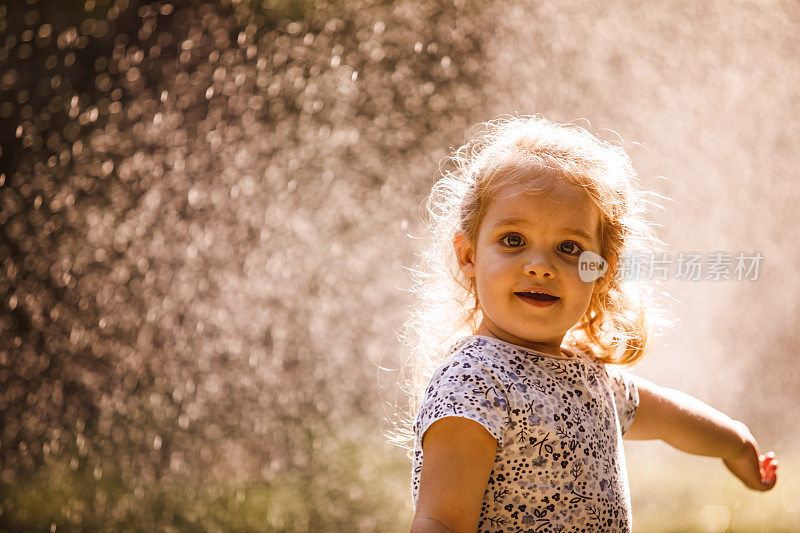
[561,261,582,277]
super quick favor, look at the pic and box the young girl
[401,116,778,532]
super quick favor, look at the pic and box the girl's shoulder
[446,335,507,361]
[420,336,516,393]
[431,335,511,376]
[603,363,639,389]
[437,335,533,377]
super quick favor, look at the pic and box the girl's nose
[525,254,555,278]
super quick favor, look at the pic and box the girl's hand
[722,429,778,491]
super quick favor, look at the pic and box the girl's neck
[475,321,571,358]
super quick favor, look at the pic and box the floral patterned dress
[411,335,639,532]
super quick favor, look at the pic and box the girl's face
[454,178,611,357]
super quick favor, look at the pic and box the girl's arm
[410,416,498,533]
[624,375,778,491]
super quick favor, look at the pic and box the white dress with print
[411,335,639,532]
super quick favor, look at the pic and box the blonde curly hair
[389,115,672,454]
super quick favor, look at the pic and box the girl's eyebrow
[492,216,595,241]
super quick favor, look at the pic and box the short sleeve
[606,367,639,436]
[414,352,509,448]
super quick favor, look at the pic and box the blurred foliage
[625,445,800,533]
[1,431,412,531]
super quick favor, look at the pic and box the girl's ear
[453,230,477,278]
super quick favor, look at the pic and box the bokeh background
[1,0,798,531]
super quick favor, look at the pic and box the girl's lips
[515,292,560,307]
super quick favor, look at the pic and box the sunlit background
[1,0,798,531]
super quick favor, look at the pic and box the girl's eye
[558,241,583,255]
[500,234,524,247]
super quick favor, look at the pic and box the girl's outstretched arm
[624,376,778,491]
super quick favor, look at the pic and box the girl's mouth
[515,291,560,307]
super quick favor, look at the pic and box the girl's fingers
[760,452,777,465]
[760,453,778,487]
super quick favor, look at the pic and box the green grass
[3,438,795,532]
[0,433,414,532]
